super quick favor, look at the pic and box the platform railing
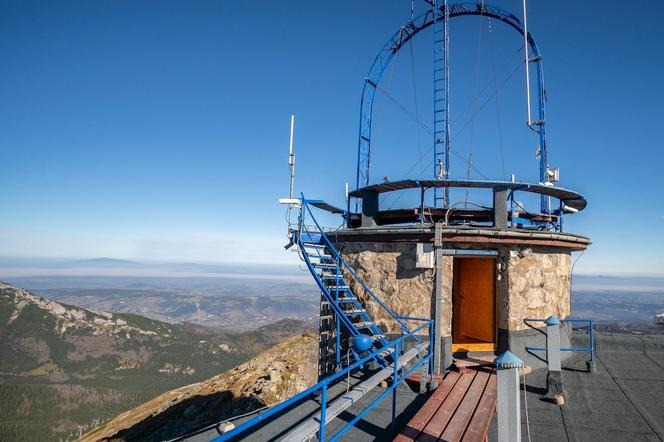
[524,318,594,361]
[210,320,434,442]
[300,196,411,334]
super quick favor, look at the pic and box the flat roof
[349,179,587,212]
[176,332,664,441]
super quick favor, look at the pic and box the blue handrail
[210,320,434,442]
[300,195,411,334]
[524,317,594,361]
[297,221,363,338]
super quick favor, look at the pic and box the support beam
[493,187,508,228]
[433,223,445,383]
[361,190,379,227]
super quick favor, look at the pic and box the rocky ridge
[80,332,318,442]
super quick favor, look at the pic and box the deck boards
[394,367,496,442]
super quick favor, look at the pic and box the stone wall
[340,242,450,335]
[503,247,571,331]
[339,241,572,335]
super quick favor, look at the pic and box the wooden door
[452,257,496,351]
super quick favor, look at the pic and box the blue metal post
[335,263,341,369]
[558,199,564,232]
[391,344,398,435]
[320,383,328,441]
[534,56,548,213]
[429,321,435,387]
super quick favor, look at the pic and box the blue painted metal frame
[210,320,434,442]
[356,1,548,211]
[524,318,594,361]
[432,0,450,208]
[300,196,411,334]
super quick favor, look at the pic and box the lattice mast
[432,0,450,207]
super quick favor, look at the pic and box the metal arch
[355,1,548,210]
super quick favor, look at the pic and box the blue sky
[0,0,662,275]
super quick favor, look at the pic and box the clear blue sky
[0,0,662,275]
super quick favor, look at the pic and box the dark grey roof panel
[349,179,588,211]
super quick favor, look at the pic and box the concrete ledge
[334,225,591,250]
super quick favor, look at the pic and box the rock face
[80,333,319,442]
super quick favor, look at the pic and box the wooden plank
[415,371,477,442]
[462,371,497,442]
[440,369,490,441]
[394,371,462,442]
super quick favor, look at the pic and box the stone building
[322,179,590,372]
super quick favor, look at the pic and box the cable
[465,13,486,205]
[488,20,507,180]
[374,43,524,182]
[409,38,423,173]
[381,52,524,190]
[522,370,532,442]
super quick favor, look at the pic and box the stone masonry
[339,241,571,336]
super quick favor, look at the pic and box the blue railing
[210,320,434,442]
[524,318,594,361]
[300,196,411,334]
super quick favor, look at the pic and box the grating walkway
[394,367,496,442]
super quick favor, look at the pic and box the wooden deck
[394,367,496,442]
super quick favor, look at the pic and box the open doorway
[452,256,496,352]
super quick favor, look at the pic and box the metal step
[302,242,326,248]
[321,274,343,278]
[337,297,357,302]
[344,308,366,315]
[312,262,336,269]
[379,348,395,357]
[353,321,374,329]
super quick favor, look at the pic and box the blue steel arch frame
[355,1,549,212]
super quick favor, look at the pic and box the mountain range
[0,282,314,442]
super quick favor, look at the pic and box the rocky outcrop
[80,333,319,442]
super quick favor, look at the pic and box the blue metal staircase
[294,197,412,368]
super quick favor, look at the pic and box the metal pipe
[286,115,296,235]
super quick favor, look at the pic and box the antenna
[279,115,299,241]
[286,115,296,234]
[288,114,296,200]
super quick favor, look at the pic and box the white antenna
[288,114,296,200]
[278,115,300,244]
[522,0,534,128]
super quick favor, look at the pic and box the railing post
[495,351,524,442]
[391,343,398,435]
[319,383,327,441]
[545,315,564,398]
[586,319,595,373]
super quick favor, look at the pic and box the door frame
[451,255,497,353]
